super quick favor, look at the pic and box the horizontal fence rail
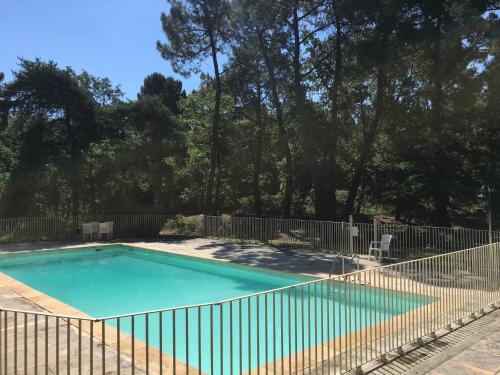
[0,214,499,260]
[0,243,499,374]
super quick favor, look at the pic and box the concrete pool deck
[0,238,498,375]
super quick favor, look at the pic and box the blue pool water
[0,246,431,374]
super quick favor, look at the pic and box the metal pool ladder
[329,253,346,277]
[346,254,361,274]
[329,253,361,278]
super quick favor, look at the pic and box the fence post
[349,215,354,256]
[202,214,207,237]
[373,217,378,244]
[488,211,493,244]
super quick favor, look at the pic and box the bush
[162,214,204,236]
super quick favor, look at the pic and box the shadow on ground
[171,238,373,276]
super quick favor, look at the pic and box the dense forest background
[0,0,498,228]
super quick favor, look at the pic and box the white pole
[349,214,354,256]
[488,188,493,244]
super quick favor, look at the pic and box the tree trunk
[89,167,97,214]
[214,152,222,215]
[204,32,222,215]
[326,14,343,219]
[429,15,451,227]
[342,68,386,218]
[356,173,366,214]
[253,82,263,216]
[292,3,306,121]
[294,1,323,220]
[315,11,343,220]
[395,200,402,222]
[258,32,293,218]
[64,108,80,221]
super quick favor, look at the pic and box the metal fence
[0,215,194,243]
[0,243,499,374]
[203,216,500,259]
[0,217,81,242]
[1,214,499,260]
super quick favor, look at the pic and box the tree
[157,0,230,214]
[231,0,296,217]
[138,73,185,115]
[94,96,182,213]
[0,59,97,217]
[308,0,347,220]
[224,46,267,216]
[75,70,123,107]
[382,0,496,226]
[178,81,242,213]
[341,0,418,218]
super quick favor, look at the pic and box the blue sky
[0,0,206,99]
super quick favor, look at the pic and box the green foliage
[138,73,185,115]
[0,59,98,216]
[0,2,498,229]
[163,214,203,236]
[156,0,230,77]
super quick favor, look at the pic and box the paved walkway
[367,307,500,375]
[0,284,147,374]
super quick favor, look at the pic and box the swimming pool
[0,245,431,374]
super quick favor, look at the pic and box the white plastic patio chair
[368,234,393,260]
[82,222,99,240]
[98,222,114,240]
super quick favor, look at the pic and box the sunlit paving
[0,1,499,374]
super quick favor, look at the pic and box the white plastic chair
[82,222,99,240]
[98,222,114,240]
[368,234,393,260]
